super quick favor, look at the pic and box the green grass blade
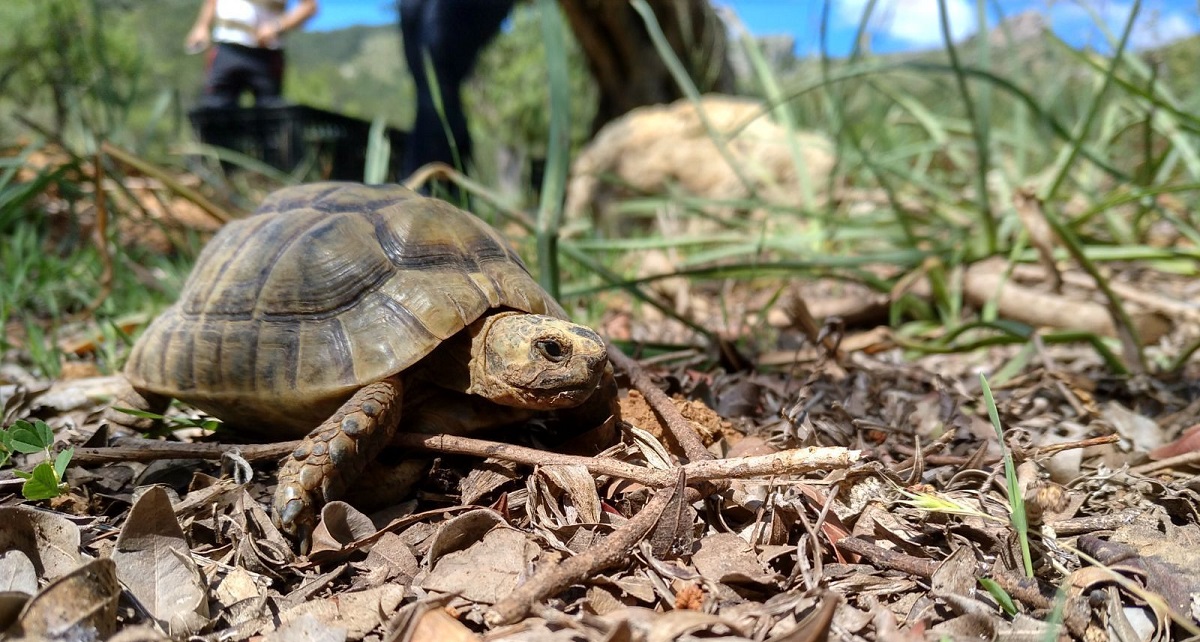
[535,0,570,300]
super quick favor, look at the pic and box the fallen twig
[1129,449,1200,475]
[834,536,940,578]
[604,343,714,465]
[963,261,1169,344]
[73,438,295,464]
[73,434,858,487]
[485,477,678,626]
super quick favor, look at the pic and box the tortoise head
[467,312,607,410]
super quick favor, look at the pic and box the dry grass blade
[99,142,232,225]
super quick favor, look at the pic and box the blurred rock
[565,95,835,237]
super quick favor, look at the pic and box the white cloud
[834,0,978,48]
[1045,1,1198,50]
[1128,9,1195,48]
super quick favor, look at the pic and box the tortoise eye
[535,339,566,363]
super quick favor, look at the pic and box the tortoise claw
[276,499,314,552]
[273,485,315,544]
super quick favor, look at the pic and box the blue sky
[306,1,1200,56]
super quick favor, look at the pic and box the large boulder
[565,95,835,236]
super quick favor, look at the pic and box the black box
[188,104,407,181]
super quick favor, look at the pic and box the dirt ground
[4,260,1200,642]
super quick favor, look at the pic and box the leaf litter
[4,280,1200,641]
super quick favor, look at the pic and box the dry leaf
[1079,518,1200,622]
[1149,423,1200,460]
[402,606,478,642]
[0,592,29,633]
[104,623,171,642]
[424,509,506,567]
[690,532,779,598]
[273,584,404,640]
[112,485,209,635]
[0,506,82,582]
[419,527,539,604]
[1103,401,1166,455]
[930,546,977,597]
[352,532,419,590]
[460,459,520,506]
[213,565,270,627]
[384,597,480,642]
[603,606,751,641]
[264,612,347,642]
[309,501,379,561]
[530,464,601,526]
[213,566,265,607]
[9,558,119,640]
[0,550,38,595]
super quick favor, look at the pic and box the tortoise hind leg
[274,377,404,549]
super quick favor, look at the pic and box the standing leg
[399,0,515,181]
[247,48,286,107]
[196,43,244,109]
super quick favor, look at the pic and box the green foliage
[0,0,147,149]
[978,578,1017,615]
[0,139,194,377]
[1,419,74,501]
[980,374,1033,578]
[112,406,221,432]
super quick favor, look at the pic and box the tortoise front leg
[274,377,404,549]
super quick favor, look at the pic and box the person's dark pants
[198,42,287,108]
[399,0,514,180]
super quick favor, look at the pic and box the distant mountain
[284,25,412,126]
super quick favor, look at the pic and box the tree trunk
[558,0,734,134]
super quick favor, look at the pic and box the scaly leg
[274,377,404,549]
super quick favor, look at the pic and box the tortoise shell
[124,182,564,433]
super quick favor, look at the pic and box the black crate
[188,105,407,181]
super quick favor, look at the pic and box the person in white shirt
[186,0,318,108]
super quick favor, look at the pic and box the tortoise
[106,182,618,546]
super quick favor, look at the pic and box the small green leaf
[200,419,220,432]
[112,407,167,420]
[8,427,48,454]
[21,462,65,500]
[32,420,53,447]
[54,447,73,478]
[979,577,1017,615]
[12,469,31,480]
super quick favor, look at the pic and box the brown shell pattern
[123,182,564,432]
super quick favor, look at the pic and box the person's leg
[400,0,446,179]
[247,48,286,107]
[196,43,244,109]
[399,0,514,179]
